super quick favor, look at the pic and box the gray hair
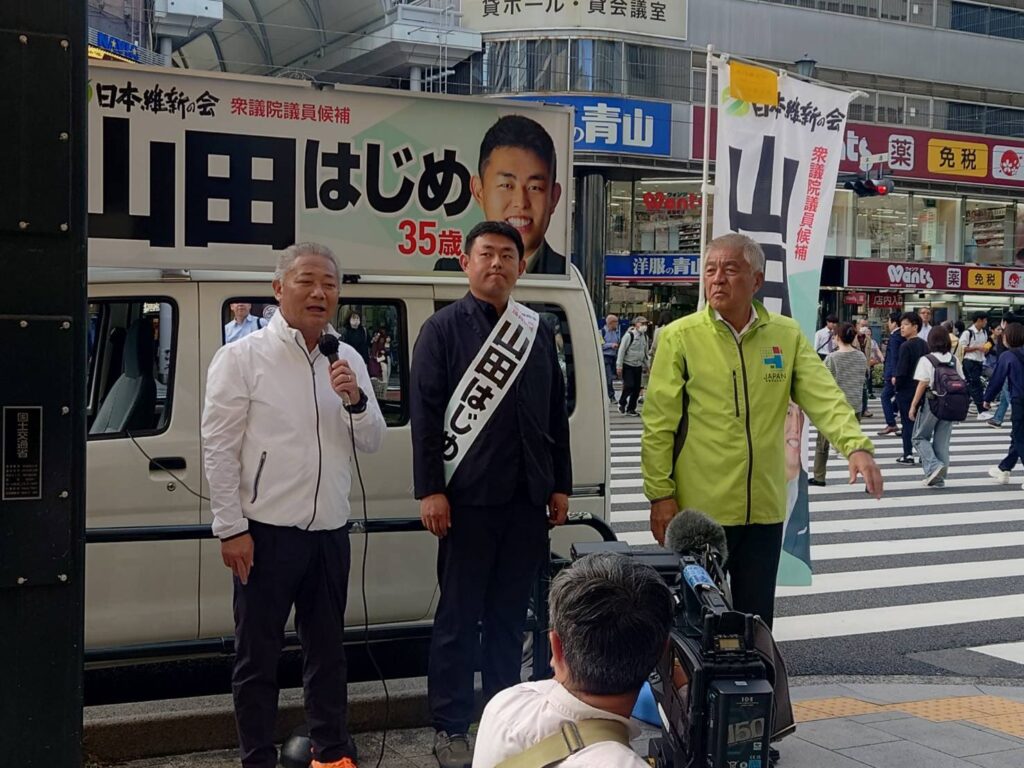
[549,553,672,696]
[274,242,340,281]
[705,233,766,275]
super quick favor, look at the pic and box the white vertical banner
[711,59,854,586]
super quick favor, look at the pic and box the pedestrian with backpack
[616,317,649,416]
[984,322,1024,488]
[811,322,866,487]
[909,326,969,488]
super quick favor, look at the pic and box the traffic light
[844,174,896,197]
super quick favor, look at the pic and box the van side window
[338,301,408,427]
[87,299,177,438]
[525,303,576,416]
[431,300,576,415]
[220,299,409,427]
[221,300,276,344]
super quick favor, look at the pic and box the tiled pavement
[101,682,1024,768]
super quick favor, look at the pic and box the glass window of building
[909,196,960,262]
[965,199,1017,265]
[1016,203,1024,266]
[607,181,633,254]
[855,193,909,260]
[625,45,689,102]
[632,180,707,254]
[827,190,854,258]
[525,39,569,92]
[570,38,624,94]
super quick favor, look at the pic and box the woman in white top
[909,326,965,488]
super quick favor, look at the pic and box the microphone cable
[344,403,391,768]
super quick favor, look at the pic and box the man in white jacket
[202,242,386,768]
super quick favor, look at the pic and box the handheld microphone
[664,508,728,561]
[317,333,349,405]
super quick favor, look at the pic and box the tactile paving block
[955,697,1024,716]
[794,697,886,717]
[883,698,985,721]
[966,713,1024,738]
[792,704,837,723]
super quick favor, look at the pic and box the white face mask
[350,318,361,329]
[637,325,647,333]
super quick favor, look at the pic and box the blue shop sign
[513,95,671,157]
[606,254,699,282]
[96,31,140,63]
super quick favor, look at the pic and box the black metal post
[0,3,87,767]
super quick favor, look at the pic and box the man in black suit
[435,115,565,276]
[411,220,572,768]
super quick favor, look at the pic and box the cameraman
[473,553,672,768]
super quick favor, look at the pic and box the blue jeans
[603,356,616,399]
[912,403,953,476]
[880,379,898,427]
[994,381,1010,424]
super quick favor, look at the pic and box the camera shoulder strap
[494,719,631,768]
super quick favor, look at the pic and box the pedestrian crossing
[605,401,1024,677]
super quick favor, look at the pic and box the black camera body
[648,554,775,768]
[568,537,784,768]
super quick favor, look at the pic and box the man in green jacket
[641,233,882,627]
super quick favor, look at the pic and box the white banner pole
[697,44,715,311]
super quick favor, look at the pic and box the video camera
[571,510,792,768]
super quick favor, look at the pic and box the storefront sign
[463,0,686,40]
[844,291,867,304]
[868,293,903,309]
[692,107,1024,189]
[514,95,671,157]
[848,260,1024,294]
[605,253,699,282]
[87,62,573,276]
[89,30,141,63]
[640,190,701,212]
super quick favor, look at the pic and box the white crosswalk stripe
[603,397,1024,676]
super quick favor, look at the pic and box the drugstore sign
[692,107,1024,189]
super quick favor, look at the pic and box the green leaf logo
[720,86,750,117]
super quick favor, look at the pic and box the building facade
[156,0,1024,325]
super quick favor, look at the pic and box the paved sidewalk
[89,680,1024,767]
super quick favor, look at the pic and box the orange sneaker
[311,758,357,768]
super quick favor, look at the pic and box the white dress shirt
[473,680,646,768]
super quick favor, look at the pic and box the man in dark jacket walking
[410,220,572,768]
[894,311,929,464]
[878,310,904,436]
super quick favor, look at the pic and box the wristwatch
[344,388,368,414]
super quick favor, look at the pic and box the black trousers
[998,397,1024,472]
[723,523,784,629]
[619,364,643,413]
[963,359,986,410]
[896,390,915,459]
[428,502,549,735]
[232,520,353,768]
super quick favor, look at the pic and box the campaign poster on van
[86,61,573,277]
[712,61,851,586]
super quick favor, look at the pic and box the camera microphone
[664,508,729,561]
[317,333,349,406]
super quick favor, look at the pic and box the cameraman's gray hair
[274,242,340,281]
[705,233,766,276]
[549,552,672,696]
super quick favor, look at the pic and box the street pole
[0,3,87,767]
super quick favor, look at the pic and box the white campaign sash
[443,299,540,485]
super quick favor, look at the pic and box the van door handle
[149,456,187,472]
